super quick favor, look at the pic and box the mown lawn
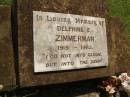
[0,0,11,5]
[107,0,130,43]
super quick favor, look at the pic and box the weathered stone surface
[33,11,108,73]
[0,6,16,91]
[16,0,130,87]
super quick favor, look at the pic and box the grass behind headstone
[107,0,130,44]
[0,0,11,5]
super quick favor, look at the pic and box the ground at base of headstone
[1,74,130,97]
[1,85,130,97]
[0,87,130,97]
[75,92,99,97]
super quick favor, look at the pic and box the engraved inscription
[33,11,108,72]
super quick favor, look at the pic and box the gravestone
[33,11,108,72]
[14,0,130,87]
[0,6,16,91]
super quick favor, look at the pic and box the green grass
[106,0,130,43]
[0,0,12,5]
